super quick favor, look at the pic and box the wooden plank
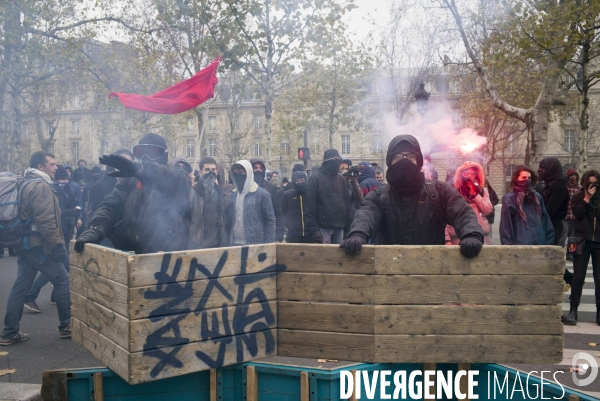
[374,335,563,364]
[71,291,130,350]
[458,363,470,401]
[129,329,278,384]
[70,266,129,318]
[69,242,131,285]
[210,369,217,401]
[130,301,277,352]
[277,273,374,303]
[277,243,375,274]
[374,246,564,275]
[300,371,309,401]
[277,329,374,362]
[129,272,277,320]
[374,275,564,305]
[93,372,104,401]
[568,395,581,401]
[423,363,436,401]
[71,317,130,381]
[128,244,278,287]
[373,305,563,335]
[278,301,373,334]
[246,366,257,401]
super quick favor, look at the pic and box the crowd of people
[1,132,599,347]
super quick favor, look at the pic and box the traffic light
[298,147,310,160]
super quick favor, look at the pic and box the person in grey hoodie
[226,160,276,245]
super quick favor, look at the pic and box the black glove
[460,235,483,258]
[51,244,67,263]
[74,227,104,253]
[312,231,324,244]
[100,155,142,178]
[339,234,367,256]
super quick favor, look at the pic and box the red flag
[109,57,221,114]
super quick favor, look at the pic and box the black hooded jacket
[538,157,569,222]
[88,161,191,254]
[250,158,284,241]
[348,135,483,245]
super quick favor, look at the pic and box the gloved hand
[100,155,142,178]
[51,244,67,263]
[312,231,323,244]
[74,227,104,253]
[460,235,483,258]
[339,234,367,256]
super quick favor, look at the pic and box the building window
[505,164,518,191]
[208,116,217,131]
[280,142,289,152]
[313,139,321,156]
[187,118,194,131]
[254,139,262,156]
[452,110,461,124]
[372,138,383,155]
[186,139,195,158]
[72,96,79,109]
[49,142,54,155]
[341,135,351,155]
[72,142,79,160]
[234,116,240,130]
[399,82,408,96]
[564,129,576,151]
[254,115,263,130]
[101,139,109,155]
[507,134,517,152]
[47,122,54,136]
[22,122,29,138]
[209,139,217,157]
[72,121,79,136]
[47,96,54,109]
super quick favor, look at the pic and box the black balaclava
[322,148,342,176]
[234,173,246,192]
[292,171,307,194]
[538,157,563,183]
[253,162,266,184]
[386,139,424,195]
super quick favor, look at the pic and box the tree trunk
[578,40,591,177]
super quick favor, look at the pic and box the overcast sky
[343,0,392,42]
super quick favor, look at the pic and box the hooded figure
[538,157,569,245]
[72,160,92,184]
[445,161,494,245]
[563,168,582,254]
[341,135,484,258]
[250,157,284,241]
[304,149,354,244]
[357,162,382,195]
[226,160,276,245]
[75,134,191,254]
[281,171,311,243]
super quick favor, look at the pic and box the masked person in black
[75,133,191,254]
[250,158,284,242]
[340,135,484,257]
[304,149,354,244]
[564,170,600,326]
[189,157,229,249]
[499,166,554,245]
[538,157,569,245]
[281,171,311,243]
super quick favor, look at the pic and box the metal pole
[303,129,308,169]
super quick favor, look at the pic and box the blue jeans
[2,248,71,339]
[319,228,344,245]
[24,254,69,304]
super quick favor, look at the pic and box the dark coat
[189,182,229,249]
[499,191,555,245]
[250,158,285,241]
[72,167,92,184]
[571,191,600,242]
[542,176,569,222]
[485,181,499,225]
[281,189,307,237]
[87,175,117,222]
[358,164,382,195]
[304,166,354,234]
[88,162,191,254]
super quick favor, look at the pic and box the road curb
[0,383,41,401]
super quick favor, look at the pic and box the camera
[343,165,360,178]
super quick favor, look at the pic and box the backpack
[0,173,35,247]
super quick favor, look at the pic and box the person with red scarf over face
[499,166,554,245]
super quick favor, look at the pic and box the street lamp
[414,82,430,116]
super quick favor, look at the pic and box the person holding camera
[563,170,600,326]
[340,159,363,210]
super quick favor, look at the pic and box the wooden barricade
[69,243,564,384]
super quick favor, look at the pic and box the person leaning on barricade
[340,135,484,257]
[75,133,191,254]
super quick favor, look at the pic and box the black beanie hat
[55,165,69,180]
[91,166,101,174]
[138,133,167,149]
[323,149,341,161]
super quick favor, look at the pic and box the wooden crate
[70,243,564,384]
